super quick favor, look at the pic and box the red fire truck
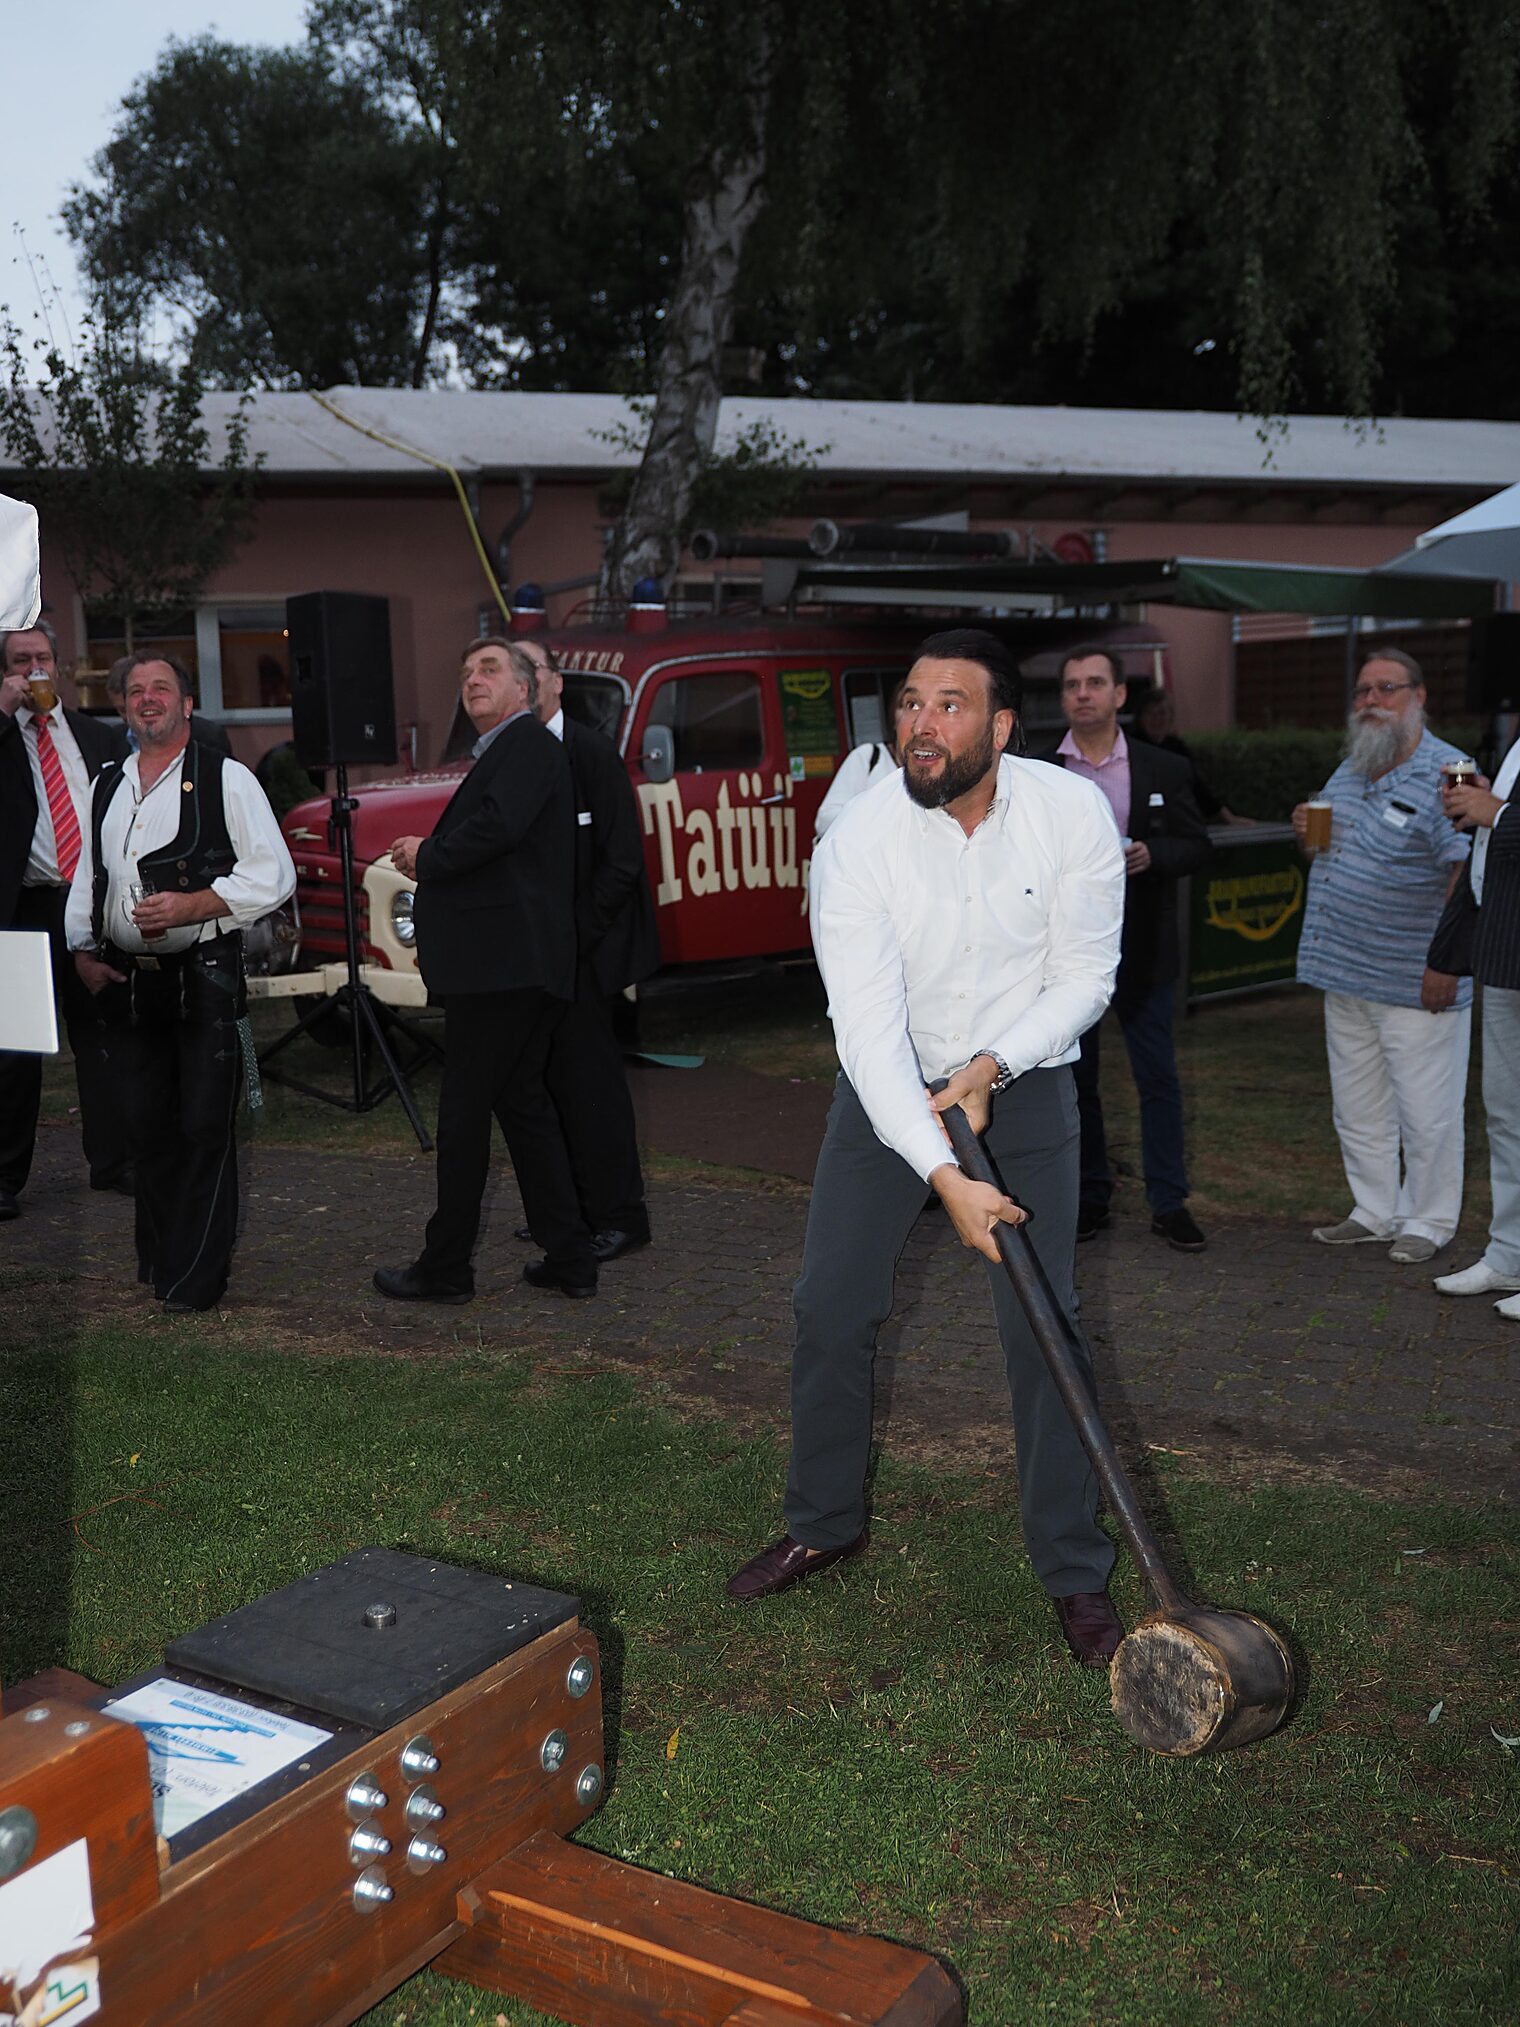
[252,600,1168,1007]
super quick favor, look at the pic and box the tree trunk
[602,34,770,604]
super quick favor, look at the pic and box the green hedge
[1188,718,1486,822]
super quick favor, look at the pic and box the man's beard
[901,721,999,809]
[1345,704,1423,778]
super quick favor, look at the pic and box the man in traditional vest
[65,653,295,1312]
[0,620,129,1215]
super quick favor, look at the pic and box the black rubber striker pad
[165,1546,579,1729]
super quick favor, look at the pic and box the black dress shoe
[1076,1201,1110,1241]
[1053,1589,1125,1668]
[513,1224,534,1242]
[590,1227,651,1264]
[0,1190,18,1222]
[523,1258,597,1298]
[373,1264,473,1304]
[1152,1206,1207,1252]
[726,1531,867,1602]
[163,1296,218,1315]
[91,1166,136,1197]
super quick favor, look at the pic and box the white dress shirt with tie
[809,753,1125,1182]
[65,750,296,957]
[16,703,91,886]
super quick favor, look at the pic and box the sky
[4,1,310,348]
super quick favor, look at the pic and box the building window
[842,665,909,749]
[195,605,291,718]
[646,670,764,772]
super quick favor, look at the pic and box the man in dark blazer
[373,637,597,1300]
[1427,744,1520,1318]
[0,621,130,1216]
[505,639,660,1260]
[1038,646,1212,1251]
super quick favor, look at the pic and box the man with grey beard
[1292,649,1474,1265]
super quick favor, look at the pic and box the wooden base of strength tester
[0,1549,959,2027]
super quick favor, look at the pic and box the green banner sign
[1186,828,1307,1001]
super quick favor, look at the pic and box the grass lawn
[3,1315,1515,2026]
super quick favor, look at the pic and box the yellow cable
[307,390,510,623]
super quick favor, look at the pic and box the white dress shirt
[1473,739,1520,904]
[66,748,296,957]
[16,703,91,886]
[811,754,1125,1182]
[545,707,565,742]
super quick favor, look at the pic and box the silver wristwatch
[974,1049,1015,1092]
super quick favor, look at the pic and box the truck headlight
[391,891,416,945]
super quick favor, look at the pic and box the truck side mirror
[640,723,675,784]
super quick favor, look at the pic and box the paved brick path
[11,1061,1516,1496]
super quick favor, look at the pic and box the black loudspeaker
[1468,613,1520,713]
[287,591,397,767]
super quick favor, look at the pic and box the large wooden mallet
[938,1098,1295,1756]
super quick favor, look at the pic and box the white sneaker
[1434,1260,1520,1297]
[1312,1218,1384,1245]
[1496,1293,1520,1321]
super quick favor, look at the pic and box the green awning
[789,554,1497,619]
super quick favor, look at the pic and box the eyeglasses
[1351,681,1416,703]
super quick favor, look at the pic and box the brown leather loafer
[1053,1589,1125,1668]
[726,1531,867,1602]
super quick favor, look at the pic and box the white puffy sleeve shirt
[66,751,296,956]
[810,755,1125,1181]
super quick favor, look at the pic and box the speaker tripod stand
[257,765,440,1150]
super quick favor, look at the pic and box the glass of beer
[126,880,166,943]
[26,674,58,712]
[1304,801,1333,851]
[1441,759,1479,788]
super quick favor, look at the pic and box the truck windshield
[563,675,625,741]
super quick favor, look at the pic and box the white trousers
[1323,991,1471,1244]
[1480,986,1520,1278]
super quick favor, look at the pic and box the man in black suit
[1428,743,1520,1318]
[0,621,130,1216]
[1039,646,1211,1251]
[373,636,597,1301]
[505,639,660,1260]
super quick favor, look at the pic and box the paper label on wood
[101,1678,331,1838]
[0,1839,95,2004]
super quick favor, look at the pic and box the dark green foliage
[0,312,259,649]
[1188,730,1351,821]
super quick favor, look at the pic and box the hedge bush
[1187,717,1486,822]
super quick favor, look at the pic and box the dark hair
[1058,642,1124,687]
[0,619,58,667]
[115,648,195,700]
[913,628,1022,717]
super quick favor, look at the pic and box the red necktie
[33,713,82,882]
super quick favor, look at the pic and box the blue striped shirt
[1296,731,1473,1009]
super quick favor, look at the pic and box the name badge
[1382,804,1411,830]
[577,810,593,826]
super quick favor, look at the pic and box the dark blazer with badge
[412,711,576,1001]
[0,706,125,925]
[562,716,660,994]
[1038,736,1210,1009]
[1427,800,1520,991]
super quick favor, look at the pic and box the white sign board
[100,1678,332,1839]
[0,931,58,1055]
[0,493,40,632]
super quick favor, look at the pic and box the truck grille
[293,859,373,963]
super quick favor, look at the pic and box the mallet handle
[938,1099,1186,1616]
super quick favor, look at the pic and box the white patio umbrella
[1379,480,1520,580]
[0,491,40,629]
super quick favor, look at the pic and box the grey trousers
[784,1068,1115,1597]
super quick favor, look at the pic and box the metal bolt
[0,1807,39,1881]
[63,1721,91,1738]
[362,1601,397,1630]
[575,1764,603,1808]
[346,1774,388,1820]
[400,1735,439,1778]
[405,1786,445,1829]
[406,1835,447,1871]
[565,1655,594,1700]
[21,1707,49,1723]
[540,1729,568,1773]
[349,1822,392,1862]
[352,1865,393,1912]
